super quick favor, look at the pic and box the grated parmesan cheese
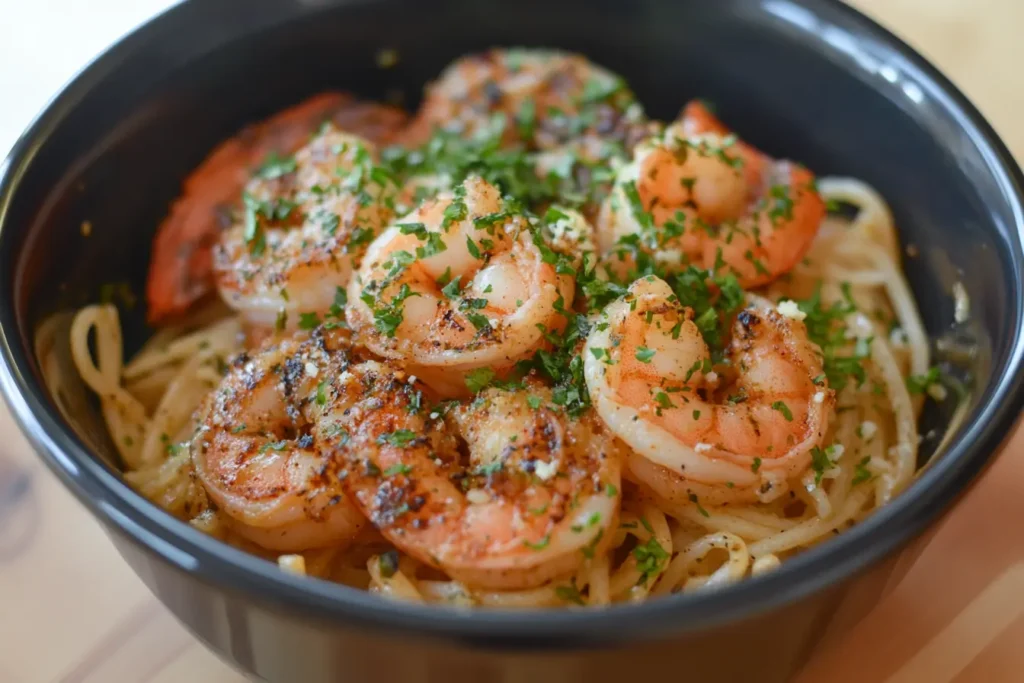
[533,459,559,481]
[776,299,807,321]
[466,489,490,505]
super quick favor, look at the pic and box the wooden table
[1,1,1023,680]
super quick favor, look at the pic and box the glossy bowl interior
[1,0,1024,679]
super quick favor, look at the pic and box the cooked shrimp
[316,373,622,590]
[401,48,647,152]
[346,176,577,396]
[191,328,366,552]
[147,92,408,324]
[597,101,825,287]
[213,127,395,332]
[583,276,833,505]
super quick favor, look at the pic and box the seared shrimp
[584,276,833,505]
[147,93,408,324]
[402,49,647,152]
[598,101,825,287]
[214,127,395,331]
[316,372,622,590]
[346,176,577,396]
[191,328,366,551]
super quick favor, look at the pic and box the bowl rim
[2,0,1024,646]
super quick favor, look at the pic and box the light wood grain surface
[1,1,1023,681]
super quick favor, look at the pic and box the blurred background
[0,0,177,153]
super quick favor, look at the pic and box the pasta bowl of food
[1,0,1022,681]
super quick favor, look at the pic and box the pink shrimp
[598,101,825,287]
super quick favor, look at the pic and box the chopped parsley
[474,461,504,477]
[653,391,675,410]
[298,311,321,330]
[416,233,447,259]
[668,267,744,352]
[465,367,496,393]
[581,529,604,558]
[441,183,469,229]
[380,117,572,210]
[688,493,710,518]
[376,429,418,448]
[523,534,551,551]
[378,550,399,578]
[383,463,413,477]
[853,457,873,485]
[633,536,669,586]
[906,366,942,395]
[810,445,840,485]
[255,152,297,180]
[318,211,340,236]
[440,274,462,299]
[362,283,419,337]
[516,98,536,140]
[328,286,347,317]
[579,75,626,104]
[521,313,592,417]
[797,285,868,391]
[242,192,267,257]
[771,401,793,421]
[622,180,655,233]
[635,346,656,363]
[555,580,585,605]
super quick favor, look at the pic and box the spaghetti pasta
[63,48,956,609]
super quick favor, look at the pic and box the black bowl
[2,1,1023,681]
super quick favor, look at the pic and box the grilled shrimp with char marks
[191,328,366,552]
[316,372,622,591]
[147,93,407,324]
[401,48,647,152]
[214,128,396,333]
